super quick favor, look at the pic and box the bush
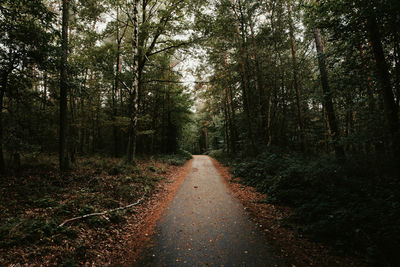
[228,151,400,264]
[0,218,75,248]
[208,149,229,163]
[156,150,192,166]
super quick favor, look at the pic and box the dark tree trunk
[287,3,306,152]
[113,7,121,157]
[0,76,5,174]
[367,14,400,160]
[314,28,346,162]
[223,55,236,154]
[59,0,70,171]
[126,0,139,163]
[394,34,400,108]
[232,0,256,154]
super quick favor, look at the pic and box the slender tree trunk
[366,14,400,159]
[69,85,76,163]
[314,28,346,162]
[42,72,47,111]
[287,2,306,152]
[0,76,5,174]
[232,0,256,154]
[266,94,272,146]
[223,98,230,153]
[223,55,236,154]
[394,34,400,108]
[127,0,139,163]
[249,22,267,141]
[59,0,70,171]
[229,76,237,153]
[113,7,121,157]
[360,42,384,153]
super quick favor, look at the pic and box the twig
[58,195,146,227]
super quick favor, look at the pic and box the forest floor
[210,157,367,266]
[1,154,369,266]
[0,154,192,266]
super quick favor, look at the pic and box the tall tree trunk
[223,98,230,154]
[42,72,48,111]
[232,0,256,154]
[287,2,306,152]
[314,28,346,162]
[59,0,70,171]
[0,75,5,174]
[127,0,139,163]
[359,42,384,153]
[223,55,236,154]
[69,85,76,163]
[366,14,400,159]
[249,22,267,142]
[113,7,121,158]
[394,34,400,108]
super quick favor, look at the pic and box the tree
[287,0,306,151]
[0,0,55,173]
[126,0,139,163]
[60,0,70,171]
[313,27,346,162]
[366,11,400,160]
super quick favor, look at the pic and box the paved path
[143,155,283,266]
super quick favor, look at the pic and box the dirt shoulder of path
[113,159,193,266]
[210,156,366,267]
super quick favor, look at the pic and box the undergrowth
[0,152,191,265]
[209,149,400,266]
[155,150,192,166]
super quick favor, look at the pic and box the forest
[1,0,400,265]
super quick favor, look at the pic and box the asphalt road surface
[141,155,283,267]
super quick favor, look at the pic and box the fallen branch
[59,195,146,227]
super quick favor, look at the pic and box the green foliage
[0,217,76,248]
[156,150,192,166]
[229,151,400,263]
[33,195,59,208]
[207,149,231,164]
[61,258,79,267]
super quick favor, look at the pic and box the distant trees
[192,0,399,162]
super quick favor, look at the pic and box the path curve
[143,155,283,266]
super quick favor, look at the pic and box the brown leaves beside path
[210,157,366,267]
[0,158,193,266]
[113,159,193,266]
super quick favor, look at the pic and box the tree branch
[147,42,190,57]
[59,194,146,227]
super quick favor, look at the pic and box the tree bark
[59,0,70,171]
[0,75,5,174]
[287,2,306,152]
[223,55,236,153]
[314,27,346,162]
[113,7,121,158]
[127,0,140,163]
[366,14,400,159]
[232,0,256,154]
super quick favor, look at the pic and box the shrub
[227,151,400,264]
[156,150,192,166]
[0,218,73,248]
